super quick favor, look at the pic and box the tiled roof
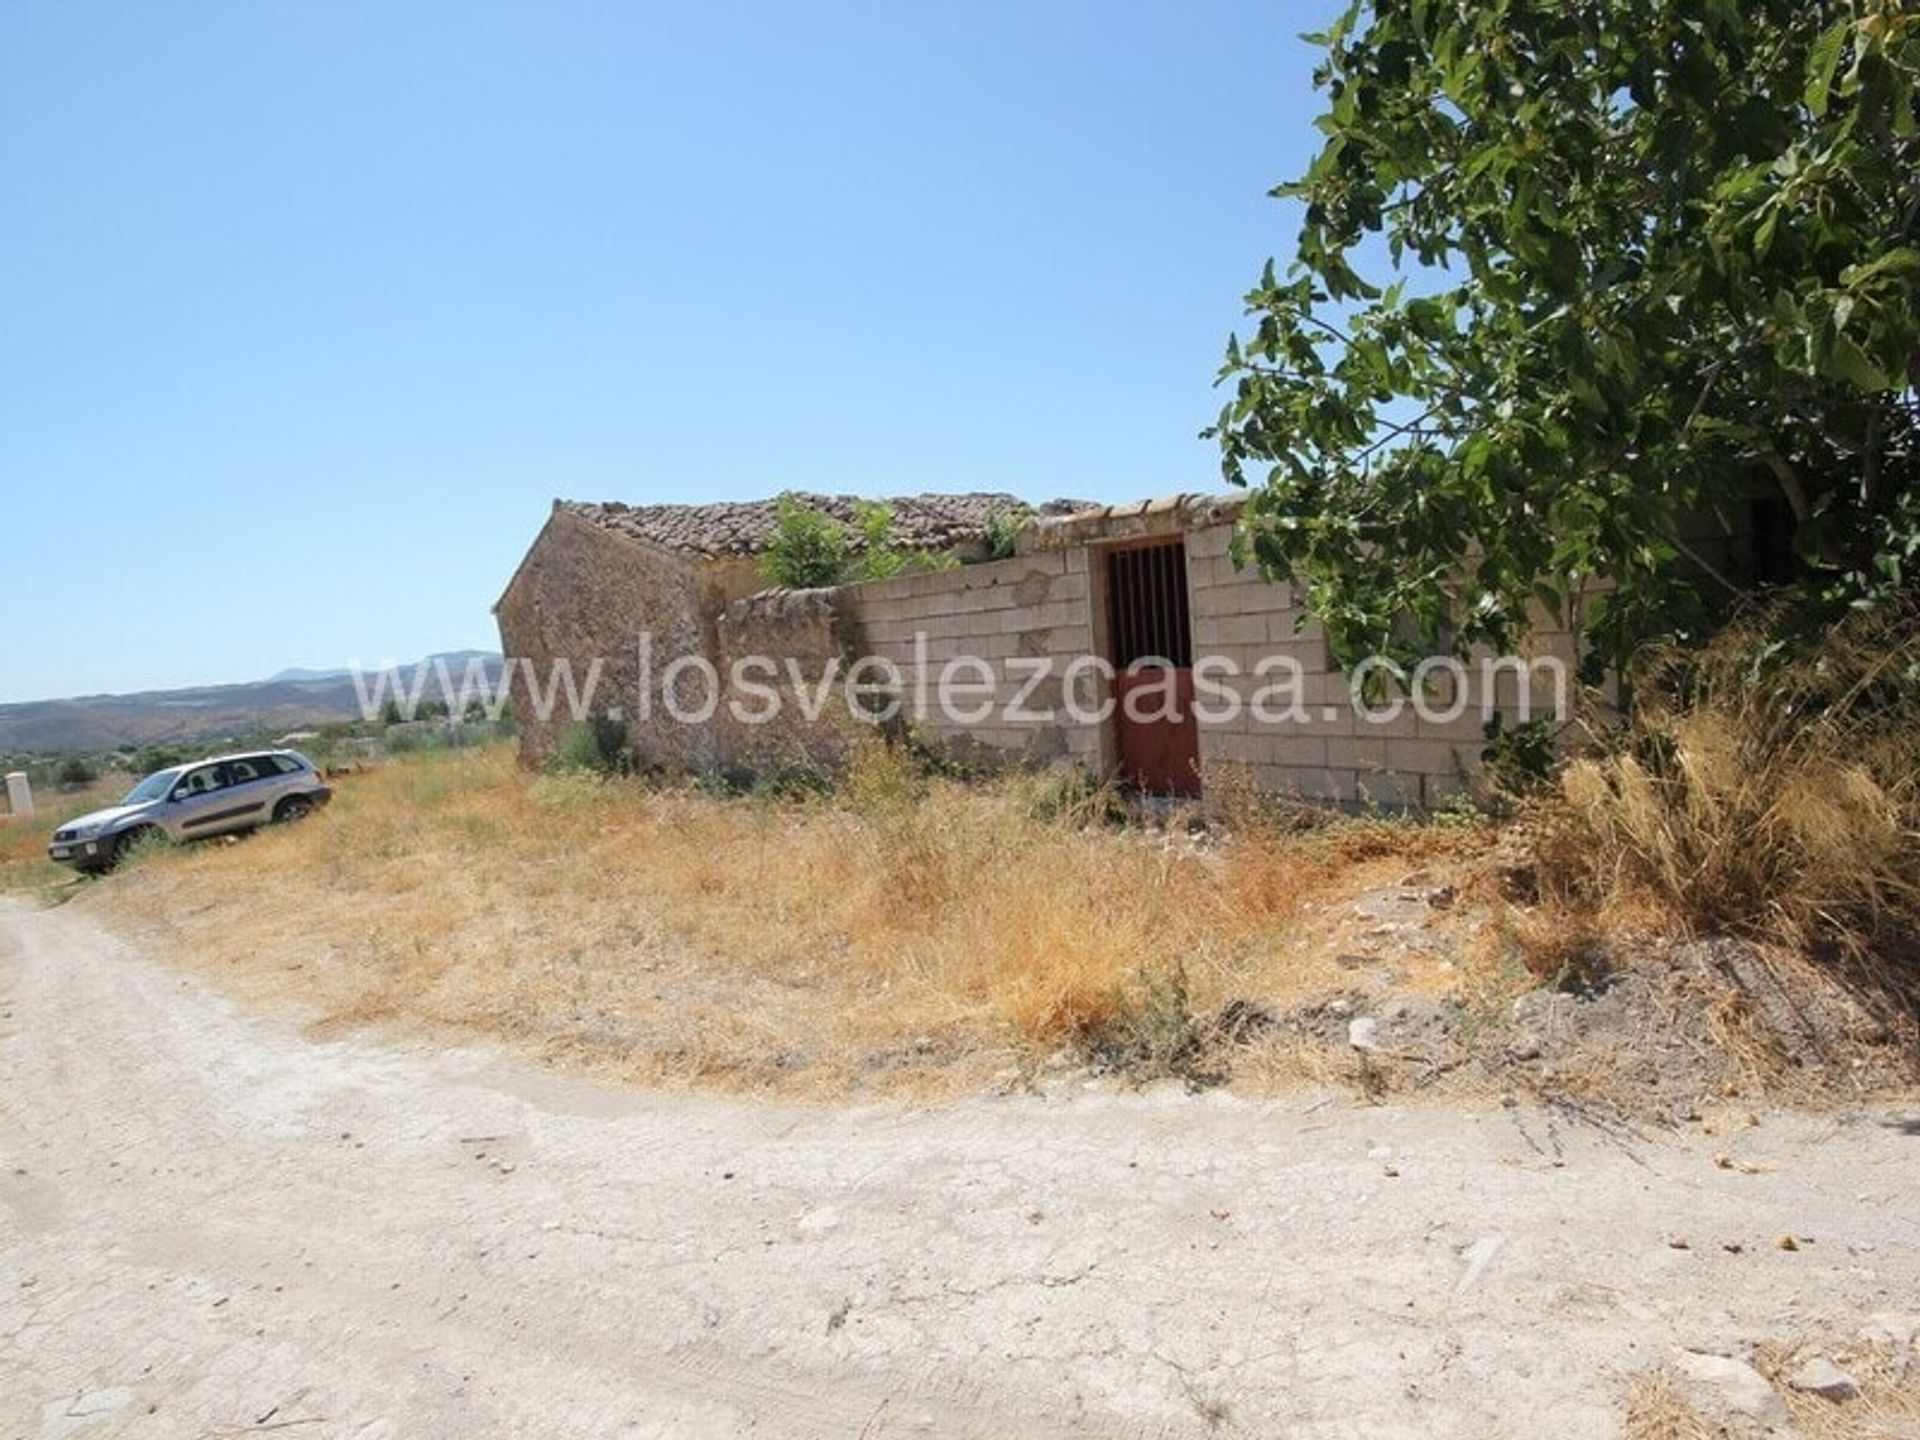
[558,492,1086,559]
[1028,492,1244,542]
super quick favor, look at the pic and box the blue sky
[1,0,1339,703]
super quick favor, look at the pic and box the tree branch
[1672,535,1745,597]
[1762,452,1810,524]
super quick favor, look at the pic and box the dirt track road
[2,898,1916,1439]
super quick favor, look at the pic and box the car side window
[177,765,226,798]
[223,757,271,786]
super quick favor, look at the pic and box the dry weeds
[0,773,128,895]
[1533,603,1920,1014]
[1627,1337,1920,1440]
[75,742,1505,1098]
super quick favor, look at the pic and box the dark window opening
[1749,497,1797,587]
[1106,541,1193,669]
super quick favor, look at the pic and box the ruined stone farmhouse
[493,490,1587,806]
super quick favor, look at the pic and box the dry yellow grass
[1627,1339,1920,1440]
[1534,604,1920,1006]
[0,773,129,895]
[76,741,1500,1097]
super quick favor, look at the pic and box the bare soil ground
[4,898,1918,1439]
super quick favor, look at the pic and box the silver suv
[49,749,333,873]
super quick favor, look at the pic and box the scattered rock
[794,1207,840,1238]
[1353,888,1446,923]
[1672,1351,1788,1427]
[1506,1034,1543,1063]
[1787,1356,1860,1401]
[1347,1017,1380,1052]
[1776,1234,1800,1252]
[1510,988,1580,1036]
[1372,996,1456,1049]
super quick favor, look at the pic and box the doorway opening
[1105,538,1199,797]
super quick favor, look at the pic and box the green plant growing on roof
[982,505,1030,561]
[759,493,853,588]
[853,500,911,581]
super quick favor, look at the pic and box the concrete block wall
[499,489,1631,796]
[846,549,1100,766]
[1184,519,1584,806]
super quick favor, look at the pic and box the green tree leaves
[1214,0,1920,678]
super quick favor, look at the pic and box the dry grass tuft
[0,774,131,898]
[1622,1371,1720,1440]
[1532,603,1920,1014]
[77,740,1492,1097]
[1627,1337,1920,1440]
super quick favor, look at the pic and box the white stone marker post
[4,772,33,819]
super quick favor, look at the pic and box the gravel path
[2,898,1916,1438]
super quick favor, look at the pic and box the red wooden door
[1113,668,1200,796]
[1106,541,1200,797]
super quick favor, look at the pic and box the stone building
[492,493,1031,773]
[494,490,1589,806]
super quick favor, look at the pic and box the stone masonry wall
[493,510,712,770]
[710,588,872,779]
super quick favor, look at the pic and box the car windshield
[122,767,184,805]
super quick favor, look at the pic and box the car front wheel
[107,826,163,870]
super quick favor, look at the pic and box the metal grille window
[1106,540,1193,669]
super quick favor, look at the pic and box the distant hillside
[264,665,355,683]
[0,652,505,755]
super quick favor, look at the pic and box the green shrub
[550,715,631,775]
[1078,966,1214,1086]
[1478,715,1558,799]
[54,757,99,788]
[840,738,926,814]
[759,495,958,587]
[132,747,187,776]
[759,494,852,588]
[853,500,910,581]
[981,506,1030,561]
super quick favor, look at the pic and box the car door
[167,762,238,839]
[210,756,280,831]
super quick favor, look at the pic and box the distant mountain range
[264,665,359,683]
[0,652,505,755]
